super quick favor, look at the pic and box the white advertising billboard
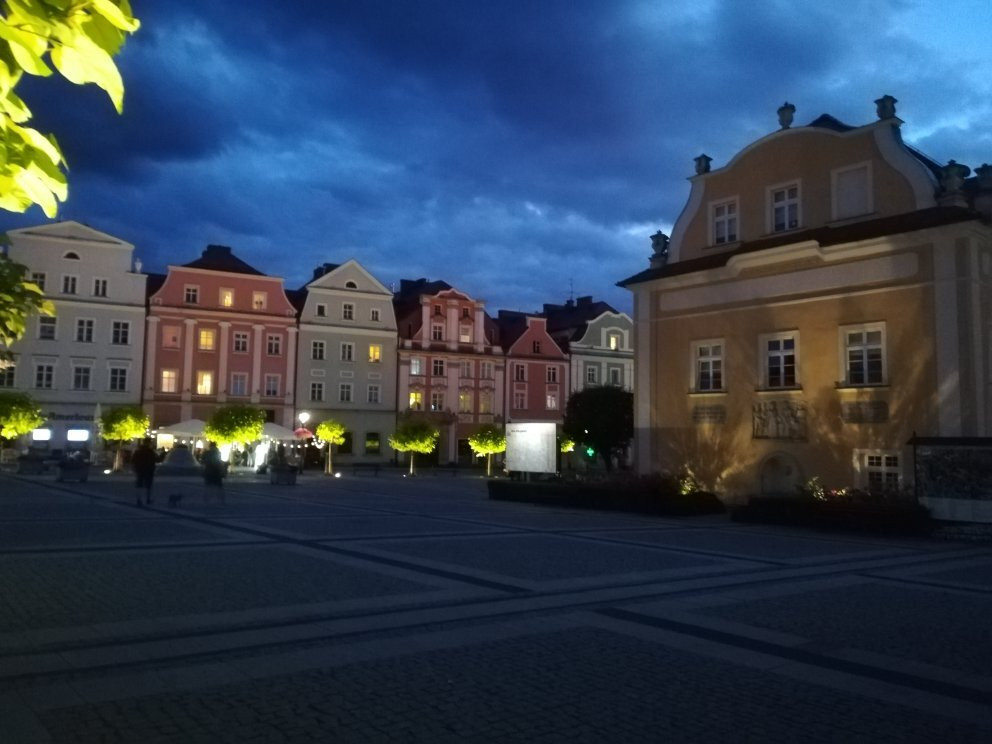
[505,422,557,474]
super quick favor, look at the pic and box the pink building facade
[497,312,569,427]
[142,245,298,428]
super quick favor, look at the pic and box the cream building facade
[621,96,992,503]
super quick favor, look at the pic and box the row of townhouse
[1,225,632,465]
[620,95,992,516]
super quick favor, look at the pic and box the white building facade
[2,222,147,450]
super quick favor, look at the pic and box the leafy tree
[204,405,265,447]
[467,424,505,477]
[0,390,42,441]
[99,404,148,471]
[0,0,140,217]
[0,252,53,368]
[314,418,346,475]
[388,417,439,475]
[563,386,633,471]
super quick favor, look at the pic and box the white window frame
[368,344,381,364]
[609,367,622,386]
[545,388,558,410]
[546,365,558,384]
[431,322,444,341]
[230,372,248,397]
[367,384,381,404]
[162,325,181,349]
[311,340,325,360]
[30,272,46,291]
[430,390,445,411]
[460,360,473,378]
[691,339,724,393]
[263,373,280,397]
[459,324,473,343]
[479,390,492,414]
[410,357,424,376]
[512,388,526,410]
[767,180,801,233]
[342,302,355,320]
[309,381,324,402]
[266,334,283,356]
[111,320,130,346]
[161,369,179,393]
[72,364,92,391]
[34,363,55,389]
[831,161,874,222]
[252,291,267,311]
[340,341,354,362]
[480,361,494,380]
[232,331,249,353]
[315,303,327,318]
[458,390,473,413]
[339,382,353,403]
[74,318,95,343]
[93,278,108,297]
[709,197,739,246]
[432,358,445,377]
[853,449,901,491]
[586,365,598,384]
[61,274,78,295]
[513,363,527,382]
[108,365,129,393]
[409,390,423,410]
[0,366,15,388]
[219,288,235,307]
[184,285,199,304]
[759,331,800,389]
[198,328,216,351]
[839,322,886,386]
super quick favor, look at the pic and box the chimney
[577,296,592,306]
[204,244,232,258]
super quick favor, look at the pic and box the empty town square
[0,471,988,743]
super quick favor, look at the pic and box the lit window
[233,332,248,353]
[339,382,353,403]
[93,278,108,297]
[460,360,473,378]
[410,357,424,376]
[367,384,381,404]
[220,288,234,307]
[311,341,325,360]
[199,328,215,350]
[460,325,473,343]
[230,373,248,397]
[61,275,77,294]
[267,334,282,356]
[712,199,738,244]
[309,381,324,402]
[770,183,800,232]
[342,303,354,320]
[111,321,130,345]
[161,369,178,393]
[430,391,445,411]
[264,374,279,397]
[365,432,380,455]
[843,324,885,386]
[860,451,900,492]
[72,365,91,391]
[458,391,472,413]
[162,325,181,348]
[693,340,723,392]
[34,364,54,389]
[546,366,558,383]
[184,285,199,304]
[196,371,213,395]
[432,358,445,377]
[368,344,381,363]
[109,367,128,392]
[38,317,57,340]
[409,390,423,410]
[762,333,798,388]
[479,391,492,414]
[545,391,558,410]
[252,292,267,310]
[340,342,354,361]
[608,333,621,350]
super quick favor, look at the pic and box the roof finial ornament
[649,230,670,268]
[874,94,897,120]
[777,102,795,129]
[694,154,712,175]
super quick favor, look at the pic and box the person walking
[201,441,226,504]
[132,438,157,506]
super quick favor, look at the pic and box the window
[586,366,598,384]
[430,391,445,411]
[365,432,380,455]
[513,389,526,409]
[458,391,473,413]
[161,369,178,393]
[843,324,885,385]
[339,382,353,403]
[75,319,93,343]
[230,372,248,397]
[109,366,128,392]
[220,288,234,307]
[367,384,381,404]
[163,325,181,348]
[316,303,327,317]
[546,366,558,383]
[72,365,91,391]
[340,342,354,361]
[264,374,280,397]
[513,363,526,381]
[712,199,738,244]
[233,332,248,353]
[34,364,54,389]
[196,371,212,395]
[461,307,471,319]
[545,391,558,410]
[432,358,445,377]
[460,325,473,343]
[252,291,267,310]
[460,360,473,378]
[762,333,798,388]
[39,317,57,340]
[311,340,325,360]
[345,280,358,289]
[431,322,444,341]
[342,303,354,320]
[30,272,45,291]
[608,332,621,350]
[433,304,442,316]
[309,381,324,402]
[338,431,353,455]
[368,344,381,363]
[832,163,872,221]
[770,183,800,232]
[199,328,215,351]
[93,278,108,297]
[63,251,79,260]
[370,308,381,322]
[409,390,423,410]
[0,367,14,388]
[111,321,130,345]
[479,390,492,414]
[863,452,900,491]
[184,285,199,304]
[609,367,622,386]
[532,340,541,354]
[410,357,424,376]
[61,275,77,294]
[267,334,282,356]
[693,340,723,392]
[481,361,494,379]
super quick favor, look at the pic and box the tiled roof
[182,244,265,275]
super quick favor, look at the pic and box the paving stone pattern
[0,471,990,743]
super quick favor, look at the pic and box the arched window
[345,280,358,289]
[63,251,80,260]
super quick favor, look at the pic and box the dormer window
[345,280,358,289]
[770,183,800,232]
[63,251,80,260]
[711,199,738,245]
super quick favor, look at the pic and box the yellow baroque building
[621,96,992,506]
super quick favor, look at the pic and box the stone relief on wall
[841,401,889,424]
[752,399,807,440]
[692,405,726,424]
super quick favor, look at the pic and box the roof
[494,310,528,351]
[285,288,307,314]
[619,206,981,287]
[543,296,618,336]
[145,272,167,299]
[182,244,265,276]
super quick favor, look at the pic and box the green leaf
[91,0,140,32]
[51,32,124,111]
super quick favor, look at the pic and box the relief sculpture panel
[752,399,807,440]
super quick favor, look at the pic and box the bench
[350,463,381,477]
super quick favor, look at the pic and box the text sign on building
[505,422,557,474]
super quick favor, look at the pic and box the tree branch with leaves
[315,418,346,475]
[0,390,42,443]
[99,404,148,471]
[467,424,505,477]
[388,416,439,475]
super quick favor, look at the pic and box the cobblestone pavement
[1,470,990,742]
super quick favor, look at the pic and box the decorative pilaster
[182,318,196,402]
[251,324,264,402]
[217,321,230,402]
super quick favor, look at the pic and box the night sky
[3,1,991,315]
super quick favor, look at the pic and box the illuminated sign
[505,422,557,474]
[66,429,91,442]
[31,428,52,441]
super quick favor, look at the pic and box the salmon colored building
[496,311,569,427]
[143,245,298,428]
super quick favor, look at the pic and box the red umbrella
[294,427,314,439]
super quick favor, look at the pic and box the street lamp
[297,411,310,471]
[298,411,310,427]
